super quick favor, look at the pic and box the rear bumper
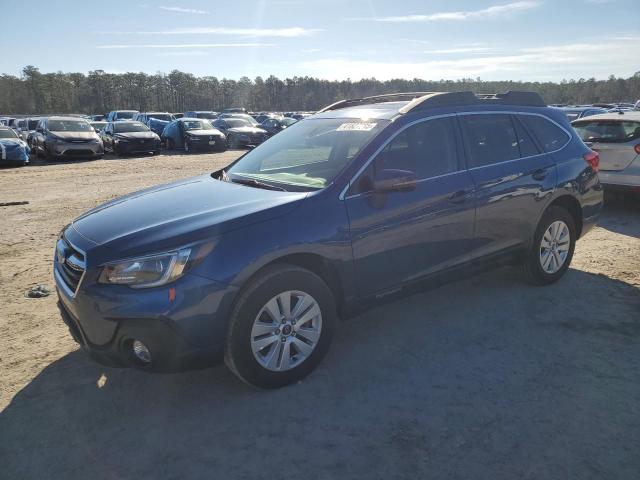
[599,170,640,188]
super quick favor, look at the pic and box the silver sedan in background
[573,111,640,194]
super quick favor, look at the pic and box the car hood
[228,126,267,135]
[114,131,158,140]
[51,131,98,141]
[71,174,307,264]
[186,128,224,137]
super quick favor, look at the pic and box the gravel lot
[1,152,639,479]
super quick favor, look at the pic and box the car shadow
[2,267,639,479]
[600,193,640,239]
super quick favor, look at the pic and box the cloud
[159,6,209,14]
[98,43,274,49]
[296,36,640,81]
[371,1,540,22]
[97,27,320,37]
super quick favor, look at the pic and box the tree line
[1,66,638,115]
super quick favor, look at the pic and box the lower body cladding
[55,266,239,372]
[50,143,103,159]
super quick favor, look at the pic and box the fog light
[132,340,151,364]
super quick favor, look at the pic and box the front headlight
[98,243,214,288]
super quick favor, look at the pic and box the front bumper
[186,136,226,150]
[115,139,160,154]
[52,142,103,158]
[55,256,238,372]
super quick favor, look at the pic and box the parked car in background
[183,111,219,120]
[31,116,103,161]
[255,113,283,124]
[212,117,269,148]
[54,91,602,388]
[100,121,161,156]
[173,112,184,119]
[19,117,42,139]
[161,118,227,152]
[555,106,607,121]
[89,121,107,133]
[573,111,640,193]
[222,107,246,114]
[0,126,30,166]
[90,114,106,121]
[106,110,139,122]
[259,116,298,137]
[134,112,176,136]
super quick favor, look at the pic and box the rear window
[520,115,570,152]
[573,120,640,144]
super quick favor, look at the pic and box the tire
[43,144,53,162]
[225,264,336,389]
[522,206,576,285]
[151,150,160,156]
[228,135,238,149]
[184,138,190,153]
[167,138,174,150]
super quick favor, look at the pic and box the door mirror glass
[373,169,417,193]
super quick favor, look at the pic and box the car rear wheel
[523,206,576,285]
[225,264,336,389]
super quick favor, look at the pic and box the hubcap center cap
[282,324,293,336]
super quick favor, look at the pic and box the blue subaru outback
[55,92,603,388]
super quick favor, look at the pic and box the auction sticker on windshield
[336,122,377,132]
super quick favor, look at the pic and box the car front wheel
[523,206,576,285]
[225,264,336,389]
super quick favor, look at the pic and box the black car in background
[259,116,298,137]
[212,118,269,148]
[100,121,161,156]
[161,118,227,152]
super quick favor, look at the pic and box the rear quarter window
[519,115,570,152]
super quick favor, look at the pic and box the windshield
[226,118,387,189]
[114,122,149,133]
[573,120,640,143]
[116,111,136,119]
[0,129,18,139]
[226,118,252,128]
[183,120,212,131]
[49,120,93,132]
[149,114,173,122]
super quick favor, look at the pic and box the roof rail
[318,90,546,115]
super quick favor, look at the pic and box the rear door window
[459,114,520,168]
[519,115,570,152]
[573,120,640,144]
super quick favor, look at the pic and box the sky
[2,0,639,81]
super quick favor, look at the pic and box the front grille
[56,237,86,293]
[63,149,94,156]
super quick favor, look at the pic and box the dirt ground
[1,152,639,479]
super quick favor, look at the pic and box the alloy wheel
[250,290,322,372]
[539,220,570,274]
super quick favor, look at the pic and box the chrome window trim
[339,110,572,200]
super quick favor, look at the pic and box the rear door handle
[532,168,549,181]
[448,189,473,204]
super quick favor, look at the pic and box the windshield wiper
[230,177,287,191]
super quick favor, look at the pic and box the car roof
[572,111,640,122]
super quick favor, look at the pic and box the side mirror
[18,133,24,140]
[373,169,417,193]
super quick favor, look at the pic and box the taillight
[634,143,640,155]
[583,150,599,173]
